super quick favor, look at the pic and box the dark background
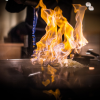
[0,0,100,58]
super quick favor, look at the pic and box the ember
[31,0,88,67]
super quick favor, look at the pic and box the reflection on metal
[86,52,90,54]
[43,89,61,100]
[28,72,41,77]
[85,2,91,7]
[42,79,50,86]
[89,67,95,70]
[88,49,93,51]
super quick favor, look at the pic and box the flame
[31,0,88,67]
[47,65,57,75]
[43,89,61,100]
[42,79,50,86]
[47,65,57,82]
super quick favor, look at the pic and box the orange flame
[31,0,88,67]
[43,89,61,100]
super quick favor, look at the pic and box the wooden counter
[0,43,24,60]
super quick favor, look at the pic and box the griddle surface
[0,59,100,100]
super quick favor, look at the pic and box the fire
[42,79,50,86]
[31,0,88,67]
[43,89,61,100]
[47,65,57,82]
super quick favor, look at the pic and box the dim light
[88,6,94,11]
[89,67,95,70]
[86,2,91,7]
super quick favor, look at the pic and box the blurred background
[0,0,26,43]
[0,0,100,59]
[70,0,100,58]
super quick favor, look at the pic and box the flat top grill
[0,59,100,100]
